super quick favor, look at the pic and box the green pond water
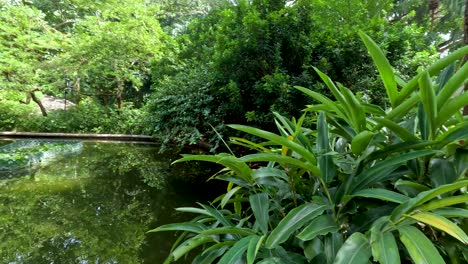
[0,140,212,263]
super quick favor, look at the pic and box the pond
[0,140,214,263]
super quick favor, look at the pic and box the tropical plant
[149,32,468,263]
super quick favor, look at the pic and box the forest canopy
[0,0,466,150]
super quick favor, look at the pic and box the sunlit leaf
[409,212,468,244]
[398,225,445,264]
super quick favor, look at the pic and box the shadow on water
[0,140,221,263]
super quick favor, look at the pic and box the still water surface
[0,140,209,263]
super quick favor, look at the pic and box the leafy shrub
[0,95,145,134]
[149,33,468,263]
[144,67,235,152]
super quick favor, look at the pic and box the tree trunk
[463,0,468,115]
[20,89,48,116]
[31,91,48,117]
[75,77,81,104]
[116,80,124,109]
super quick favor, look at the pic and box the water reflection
[0,141,206,263]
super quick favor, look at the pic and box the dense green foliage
[150,34,468,263]
[2,0,462,150]
[144,0,440,149]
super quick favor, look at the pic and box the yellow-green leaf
[409,212,468,244]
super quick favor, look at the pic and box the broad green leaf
[398,225,445,264]
[435,92,468,128]
[384,94,420,123]
[313,67,349,110]
[435,63,455,94]
[419,71,436,139]
[391,180,468,221]
[295,86,346,120]
[351,130,375,155]
[297,214,338,241]
[317,111,336,183]
[371,231,400,264]
[247,235,264,264]
[349,150,438,194]
[362,103,386,116]
[175,154,253,184]
[193,247,227,264]
[176,206,210,215]
[252,167,288,182]
[148,222,207,233]
[437,61,468,110]
[370,217,400,264]
[353,188,409,204]
[432,207,468,218]
[303,238,323,261]
[199,204,232,227]
[171,235,215,261]
[218,235,252,264]
[334,232,371,264]
[359,32,398,107]
[416,194,468,211]
[394,180,430,197]
[221,186,242,208]
[229,125,318,165]
[240,153,320,176]
[201,227,257,236]
[418,102,430,140]
[409,212,468,244]
[338,83,366,132]
[429,159,458,187]
[249,193,269,234]
[372,117,418,142]
[265,203,326,248]
[324,232,343,264]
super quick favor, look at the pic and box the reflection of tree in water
[0,142,204,263]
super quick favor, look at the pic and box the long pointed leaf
[218,236,253,264]
[437,61,468,109]
[334,232,371,264]
[409,212,468,244]
[317,111,336,183]
[353,188,409,204]
[370,217,400,264]
[435,92,468,128]
[148,222,208,233]
[419,71,436,139]
[240,153,320,176]
[295,86,346,119]
[247,235,264,264]
[297,214,339,241]
[265,203,326,248]
[175,154,253,184]
[398,45,468,104]
[398,225,445,264]
[359,31,398,107]
[391,180,468,221]
[230,125,318,166]
[349,150,438,194]
[372,117,419,142]
[249,193,269,234]
[171,235,215,261]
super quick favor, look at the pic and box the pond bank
[0,131,158,144]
